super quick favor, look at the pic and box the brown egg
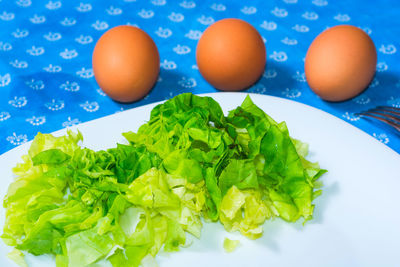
[305,25,377,102]
[92,25,160,103]
[196,18,266,91]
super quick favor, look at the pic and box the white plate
[1,93,399,267]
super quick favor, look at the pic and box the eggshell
[305,25,377,102]
[92,25,160,103]
[196,18,266,91]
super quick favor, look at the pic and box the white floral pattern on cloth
[0,0,399,154]
[0,73,11,87]
[6,133,28,146]
[26,116,46,126]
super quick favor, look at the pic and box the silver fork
[356,106,400,132]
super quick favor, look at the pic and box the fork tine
[358,112,400,132]
[357,106,400,132]
[365,110,400,124]
[374,106,400,117]
[376,106,400,112]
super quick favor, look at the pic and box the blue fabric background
[0,0,399,154]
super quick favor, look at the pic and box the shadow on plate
[253,178,339,253]
[180,219,227,253]
[255,219,284,252]
[310,181,340,225]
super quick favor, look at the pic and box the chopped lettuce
[2,93,326,266]
[66,220,115,267]
[223,238,240,253]
[7,249,28,267]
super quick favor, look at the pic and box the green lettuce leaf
[32,149,71,166]
[2,93,325,267]
[226,95,325,223]
[219,159,259,196]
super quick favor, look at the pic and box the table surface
[0,0,399,155]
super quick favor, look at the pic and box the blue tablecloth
[0,0,399,154]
